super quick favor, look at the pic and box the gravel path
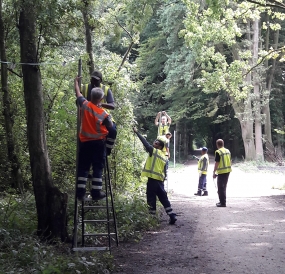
[114,162,285,274]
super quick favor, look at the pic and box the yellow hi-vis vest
[158,124,170,136]
[141,148,167,181]
[216,147,231,174]
[198,154,209,175]
[82,83,109,102]
[157,135,169,156]
[82,83,115,122]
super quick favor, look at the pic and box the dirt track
[114,162,285,274]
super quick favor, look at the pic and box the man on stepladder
[74,76,113,201]
[154,111,171,136]
[82,70,116,156]
[133,127,177,225]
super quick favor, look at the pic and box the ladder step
[84,219,114,223]
[73,247,109,252]
[84,232,116,237]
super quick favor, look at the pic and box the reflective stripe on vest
[216,148,231,174]
[198,154,209,175]
[141,148,167,181]
[79,101,108,142]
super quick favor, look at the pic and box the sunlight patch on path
[167,164,285,199]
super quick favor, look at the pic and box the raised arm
[74,76,83,98]
[154,111,161,126]
[133,127,153,155]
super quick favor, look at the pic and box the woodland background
[0,0,285,273]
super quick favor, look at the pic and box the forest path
[114,162,285,274]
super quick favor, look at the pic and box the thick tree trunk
[0,0,23,192]
[236,99,256,161]
[252,19,264,160]
[263,28,279,145]
[82,0,95,74]
[18,2,68,241]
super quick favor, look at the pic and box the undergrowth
[0,189,159,273]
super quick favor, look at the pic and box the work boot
[91,190,106,200]
[216,202,226,207]
[169,213,177,225]
[194,190,202,196]
[202,191,208,196]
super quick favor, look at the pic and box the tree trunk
[263,27,279,145]
[182,122,188,159]
[175,121,180,162]
[82,0,95,74]
[18,1,68,241]
[0,0,23,192]
[235,98,256,160]
[252,19,264,160]
[229,22,257,161]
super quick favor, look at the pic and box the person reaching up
[154,111,171,136]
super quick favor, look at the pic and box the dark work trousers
[77,139,106,199]
[106,122,117,155]
[146,178,173,215]
[217,173,230,205]
[198,174,207,191]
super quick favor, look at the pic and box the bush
[115,192,159,241]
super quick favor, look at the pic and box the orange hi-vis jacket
[79,100,109,142]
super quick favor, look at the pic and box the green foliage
[0,188,158,272]
[0,227,114,273]
[0,193,37,232]
[115,192,159,241]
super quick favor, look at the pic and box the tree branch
[115,16,133,40]
[7,68,22,78]
[243,46,285,77]
[246,0,285,10]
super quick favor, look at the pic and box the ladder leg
[72,65,81,250]
[72,197,79,249]
[81,200,85,247]
[104,162,112,252]
[106,157,119,247]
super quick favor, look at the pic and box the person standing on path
[213,139,232,207]
[194,147,209,196]
[133,127,177,225]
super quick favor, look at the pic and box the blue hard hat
[202,147,208,151]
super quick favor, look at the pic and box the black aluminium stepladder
[72,156,119,253]
[72,59,118,253]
